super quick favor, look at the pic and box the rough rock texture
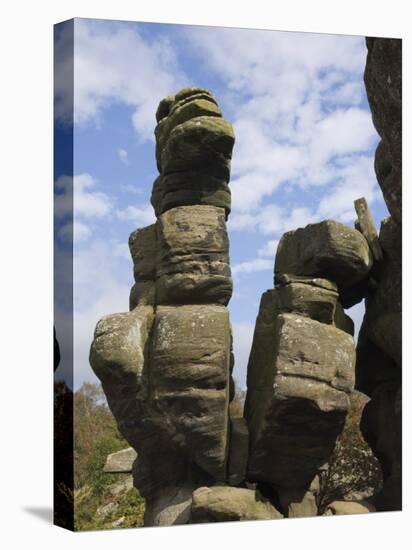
[362,216,402,366]
[90,88,237,527]
[358,37,402,512]
[324,500,375,516]
[151,172,231,218]
[360,381,402,511]
[191,486,283,522]
[275,220,373,290]
[156,205,232,305]
[364,38,402,224]
[246,313,355,492]
[103,447,137,474]
[149,305,231,481]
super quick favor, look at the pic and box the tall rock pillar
[90,88,236,526]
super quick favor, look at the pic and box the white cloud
[58,221,92,243]
[185,27,382,230]
[59,19,187,142]
[258,239,279,258]
[117,147,129,165]
[73,239,133,387]
[232,258,273,276]
[116,203,156,226]
[55,173,112,219]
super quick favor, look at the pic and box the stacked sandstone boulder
[356,37,402,511]
[245,220,373,517]
[90,88,282,526]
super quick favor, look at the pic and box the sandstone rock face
[103,447,137,474]
[360,381,402,511]
[246,219,359,517]
[149,305,231,481]
[151,172,231,218]
[156,205,232,305]
[324,500,375,516]
[246,313,355,491]
[275,220,373,290]
[364,38,402,224]
[359,38,402,512]
[90,88,237,527]
[191,486,283,522]
[362,216,401,367]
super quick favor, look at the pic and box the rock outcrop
[356,37,402,511]
[88,36,402,527]
[90,88,240,526]
[245,222,363,516]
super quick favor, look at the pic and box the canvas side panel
[54,18,75,531]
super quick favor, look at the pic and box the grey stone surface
[104,447,137,474]
[149,305,231,481]
[128,224,157,282]
[275,220,373,288]
[156,205,232,304]
[324,500,375,515]
[191,486,283,523]
[151,172,231,218]
[246,313,355,491]
[364,38,402,224]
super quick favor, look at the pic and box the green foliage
[73,382,146,530]
[317,391,383,514]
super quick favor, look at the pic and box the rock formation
[89,35,402,527]
[356,37,402,512]
[90,88,244,526]
[245,221,370,517]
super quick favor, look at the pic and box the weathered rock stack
[90,88,278,526]
[245,220,373,517]
[356,37,402,511]
[88,35,402,527]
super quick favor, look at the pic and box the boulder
[103,447,137,473]
[324,500,375,515]
[191,486,283,523]
[89,306,154,448]
[246,313,355,490]
[275,220,373,288]
[156,205,232,304]
[144,485,194,527]
[155,97,222,169]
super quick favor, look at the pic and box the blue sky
[54,18,389,390]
